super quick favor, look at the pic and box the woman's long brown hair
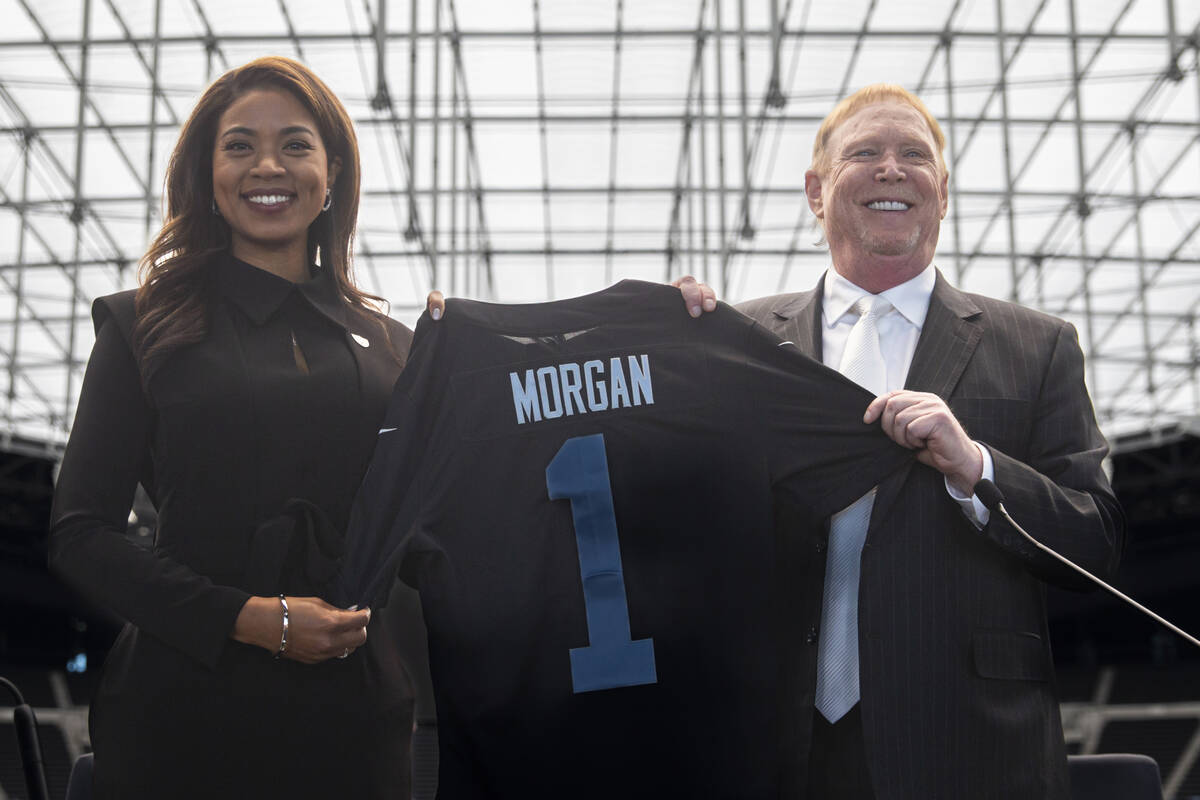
[134,56,393,377]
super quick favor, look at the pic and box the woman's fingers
[282,597,371,663]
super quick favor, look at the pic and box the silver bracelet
[274,595,289,659]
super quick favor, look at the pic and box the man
[736,84,1124,799]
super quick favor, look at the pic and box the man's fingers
[914,449,939,470]
[671,275,719,317]
[869,392,938,449]
[671,275,704,318]
[868,391,912,428]
[883,410,922,451]
[899,411,935,449]
[868,390,982,488]
[863,393,891,423]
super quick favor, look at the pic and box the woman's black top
[49,254,416,798]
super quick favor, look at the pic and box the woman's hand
[427,291,445,321]
[233,595,370,663]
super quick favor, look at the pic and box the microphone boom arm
[974,479,1200,651]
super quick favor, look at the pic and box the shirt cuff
[945,442,994,528]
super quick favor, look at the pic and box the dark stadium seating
[66,752,93,800]
[1109,665,1200,705]
[1069,754,1163,800]
[1097,718,1199,791]
[1057,664,1104,703]
[412,722,438,800]
[0,717,72,800]
[0,668,56,708]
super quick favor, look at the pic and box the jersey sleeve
[336,313,449,610]
[48,298,250,669]
[737,317,913,518]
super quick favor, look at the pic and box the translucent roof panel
[0,0,1198,446]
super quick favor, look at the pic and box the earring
[211,198,221,217]
[321,189,333,212]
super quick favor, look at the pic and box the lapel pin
[351,333,370,348]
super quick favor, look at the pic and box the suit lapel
[903,271,983,397]
[762,275,825,359]
[869,270,983,535]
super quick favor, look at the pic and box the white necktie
[815,295,892,723]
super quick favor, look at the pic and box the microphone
[974,479,1200,650]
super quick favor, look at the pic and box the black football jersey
[337,280,911,798]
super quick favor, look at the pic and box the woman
[49,57,418,797]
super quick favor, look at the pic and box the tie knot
[853,295,892,321]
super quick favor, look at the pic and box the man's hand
[671,275,717,318]
[864,390,983,495]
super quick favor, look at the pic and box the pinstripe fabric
[737,269,1124,800]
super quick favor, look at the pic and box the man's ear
[804,169,825,220]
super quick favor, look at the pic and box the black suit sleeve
[48,312,250,669]
[982,320,1124,587]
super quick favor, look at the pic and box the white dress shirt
[821,266,994,526]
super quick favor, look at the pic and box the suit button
[805,626,818,645]
[815,540,826,554]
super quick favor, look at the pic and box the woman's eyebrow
[218,124,316,137]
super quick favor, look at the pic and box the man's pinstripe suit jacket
[737,269,1124,800]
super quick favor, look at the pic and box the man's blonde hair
[810,84,947,176]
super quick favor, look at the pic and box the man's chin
[863,231,923,257]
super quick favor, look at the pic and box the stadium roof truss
[0,0,1198,447]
